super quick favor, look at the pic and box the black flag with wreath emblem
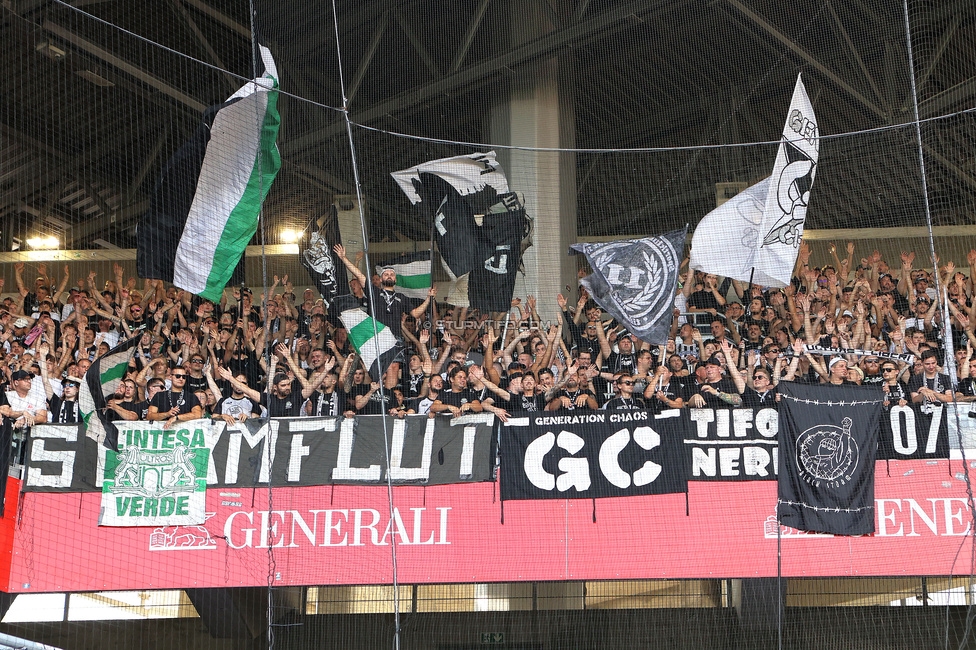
[777,382,883,536]
[570,228,686,346]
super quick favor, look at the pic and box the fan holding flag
[332,244,437,384]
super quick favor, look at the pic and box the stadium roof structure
[1,0,975,252]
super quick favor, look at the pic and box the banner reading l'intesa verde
[98,419,212,527]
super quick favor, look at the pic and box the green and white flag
[375,251,431,299]
[79,335,141,451]
[334,295,399,382]
[99,419,212,526]
[137,44,282,302]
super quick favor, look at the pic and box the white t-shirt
[5,391,48,420]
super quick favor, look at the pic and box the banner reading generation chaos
[500,410,689,500]
[25,413,497,493]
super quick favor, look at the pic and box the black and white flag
[468,192,531,312]
[300,207,348,308]
[570,228,686,346]
[777,383,883,536]
[691,74,818,288]
[391,152,531,312]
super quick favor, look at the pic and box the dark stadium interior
[2,0,975,253]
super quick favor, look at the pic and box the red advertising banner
[0,458,973,593]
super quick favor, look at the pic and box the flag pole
[428,207,436,332]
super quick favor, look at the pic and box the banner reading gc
[500,411,688,500]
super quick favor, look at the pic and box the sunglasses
[882,368,897,372]
[190,359,204,363]
[618,380,634,386]
[171,373,187,379]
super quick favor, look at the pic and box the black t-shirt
[368,286,418,338]
[347,384,392,415]
[261,387,305,417]
[882,381,910,406]
[305,389,345,417]
[400,371,428,400]
[957,377,976,398]
[549,388,597,411]
[605,351,638,375]
[688,290,721,312]
[690,378,738,408]
[434,388,482,411]
[107,399,147,421]
[48,395,81,423]
[740,387,777,410]
[647,380,687,414]
[227,350,261,388]
[149,390,201,416]
[186,373,208,394]
[907,372,952,398]
[509,392,547,413]
[602,396,647,410]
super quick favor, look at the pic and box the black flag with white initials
[777,383,883,536]
[570,228,686,346]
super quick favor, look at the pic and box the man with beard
[599,331,639,376]
[304,370,345,417]
[147,365,203,426]
[333,244,435,342]
[218,344,316,417]
[687,356,742,409]
[546,368,598,411]
[415,372,445,416]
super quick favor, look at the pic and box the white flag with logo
[690,178,770,284]
[690,74,819,287]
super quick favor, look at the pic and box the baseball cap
[13,318,29,328]
[704,356,723,367]
[11,369,33,381]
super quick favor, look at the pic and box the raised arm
[410,286,437,320]
[333,244,366,287]
[216,365,262,403]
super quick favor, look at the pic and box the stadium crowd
[2,240,976,435]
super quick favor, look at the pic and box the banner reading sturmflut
[99,419,212,527]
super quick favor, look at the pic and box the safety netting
[2,0,976,648]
